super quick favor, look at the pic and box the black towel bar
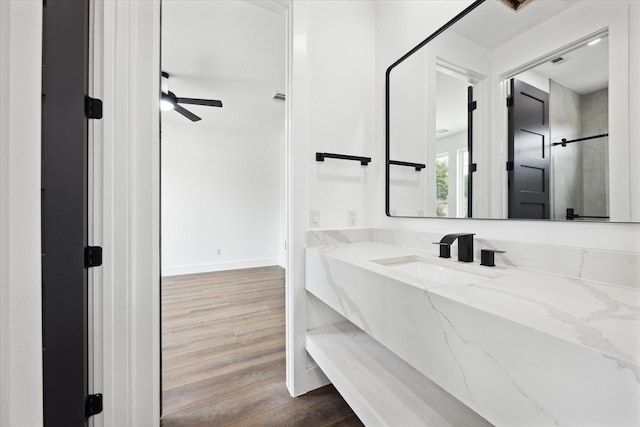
[389,160,426,171]
[316,152,371,166]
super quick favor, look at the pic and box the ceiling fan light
[160,97,175,111]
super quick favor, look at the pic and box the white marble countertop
[307,242,640,367]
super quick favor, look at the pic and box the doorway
[159,0,287,420]
[506,31,610,220]
[435,70,472,218]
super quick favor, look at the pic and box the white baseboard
[162,257,280,277]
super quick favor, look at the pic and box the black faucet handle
[433,242,451,258]
[480,249,506,267]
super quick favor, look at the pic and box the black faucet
[434,233,475,262]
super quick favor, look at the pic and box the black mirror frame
[385,0,485,218]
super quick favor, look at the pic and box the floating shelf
[315,152,371,166]
[389,160,426,171]
[306,322,491,427]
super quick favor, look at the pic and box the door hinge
[85,96,103,119]
[468,100,477,112]
[506,161,514,171]
[85,393,103,418]
[506,97,514,108]
[84,246,103,268]
[470,163,477,173]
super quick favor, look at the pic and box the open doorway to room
[159,1,359,424]
[159,0,287,421]
[435,70,471,218]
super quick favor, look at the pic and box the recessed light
[588,38,601,46]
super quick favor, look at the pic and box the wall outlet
[216,248,222,255]
[348,210,357,227]
[310,209,320,227]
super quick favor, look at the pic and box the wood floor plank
[161,266,363,427]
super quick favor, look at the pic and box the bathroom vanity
[304,229,639,426]
[301,0,640,424]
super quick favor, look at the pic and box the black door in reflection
[508,78,550,219]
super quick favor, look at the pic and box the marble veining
[424,292,484,416]
[306,228,374,247]
[305,241,640,426]
[472,280,639,365]
[308,242,639,364]
[315,253,373,333]
[426,291,561,426]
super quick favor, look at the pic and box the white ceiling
[161,0,285,135]
[527,36,608,95]
[436,71,469,138]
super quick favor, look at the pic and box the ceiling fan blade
[174,104,202,122]
[177,97,223,108]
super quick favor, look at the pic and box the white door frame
[89,0,309,425]
[0,2,43,426]
[89,1,161,425]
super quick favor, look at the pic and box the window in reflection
[457,149,469,218]
[435,154,449,217]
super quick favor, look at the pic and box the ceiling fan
[160,71,223,122]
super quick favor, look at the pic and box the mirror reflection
[386,0,637,222]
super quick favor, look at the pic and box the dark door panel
[508,78,550,219]
[41,0,90,425]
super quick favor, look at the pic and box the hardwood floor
[161,266,363,426]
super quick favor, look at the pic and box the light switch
[310,209,320,227]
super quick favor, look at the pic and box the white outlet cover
[348,210,357,226]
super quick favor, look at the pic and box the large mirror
[386,0,639,222]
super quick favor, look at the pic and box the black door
[507,78,550,219]
[41,0,92,425]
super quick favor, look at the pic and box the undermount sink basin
[371,255,497,286]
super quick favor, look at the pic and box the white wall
[388,43,429,217]
[304,0,376,230]
[0,2,43,426]
[288,0,377,397]
[374,0,640,254]
[161,122,284,275]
